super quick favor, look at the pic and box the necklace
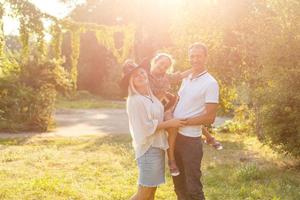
[142,94,154,103]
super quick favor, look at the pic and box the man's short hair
[188,42,208,56]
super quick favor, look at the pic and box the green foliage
[19,18,30,61]
[1,0,135,132]
[4,0,135,94]
[218,81,237,114]
[69,27,81,91]
[95,24,135,63]
[218,104,255,135]
[55,90,125,109]
[235,164,263,181]
[1,0,299,157]
[0,80,56,132]
[0,5,4,58]
[50,24,63,59]
[257,67,300,157]
[20,58,72,93]
[0,58,71,132]
[252,0,300,157]
[168,0,300,157]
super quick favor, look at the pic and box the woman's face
[152,56,171,75]
[132,68,148,89]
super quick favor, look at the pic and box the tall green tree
[168,0,300,157]
[66,0,173,96]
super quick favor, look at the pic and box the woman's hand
[165,118,187,128]
[157,118,187,130]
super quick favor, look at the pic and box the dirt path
[0,109,230,138]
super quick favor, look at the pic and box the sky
[3,0,85,35]
[3,0,182,35]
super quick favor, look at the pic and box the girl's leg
[164,95,180,176]
[167,127,177,161]
[202,126,214,141]
[202,126,223,150]
[167,127,180,176]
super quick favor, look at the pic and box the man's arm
[186,103,218,126]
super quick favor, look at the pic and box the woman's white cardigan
[126,94,169,159]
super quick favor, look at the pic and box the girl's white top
[126,94,169,159]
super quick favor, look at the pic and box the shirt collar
[189,70,208,81]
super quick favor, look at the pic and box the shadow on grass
[0,137,31,146]
[217,139,246,150]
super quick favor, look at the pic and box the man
[172,43,219,200]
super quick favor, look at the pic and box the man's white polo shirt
[173,71,219,137]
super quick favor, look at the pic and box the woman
[120,60,186,200]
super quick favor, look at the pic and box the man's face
[188,48,206,70]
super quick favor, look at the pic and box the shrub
[217,104,255,135]
[0,58,71,132]
[257,67,300,157]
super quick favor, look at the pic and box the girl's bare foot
[205,137,223,150]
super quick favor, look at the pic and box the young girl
[147,53,223,176]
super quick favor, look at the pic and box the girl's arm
[179,69,193,79]
[168,69,192,84]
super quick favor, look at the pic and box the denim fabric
[137,147,166,187]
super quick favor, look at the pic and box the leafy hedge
[0,58,71,132]
[257,67,300,157]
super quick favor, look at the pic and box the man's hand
[186,103,218,126]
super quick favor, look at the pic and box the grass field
[55,92,125,109]
[0,133,299,200]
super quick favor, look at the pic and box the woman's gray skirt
[137,147,165,187]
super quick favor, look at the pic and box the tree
[167,0,300,157]
[0,0,135,131]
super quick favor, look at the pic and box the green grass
[0,134,299,200]
[55,92,125,109]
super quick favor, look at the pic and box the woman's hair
[150,52,175,73]
[128,76,139,96]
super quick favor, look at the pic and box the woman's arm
[127,96,186,137]
[157,118,187,130]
